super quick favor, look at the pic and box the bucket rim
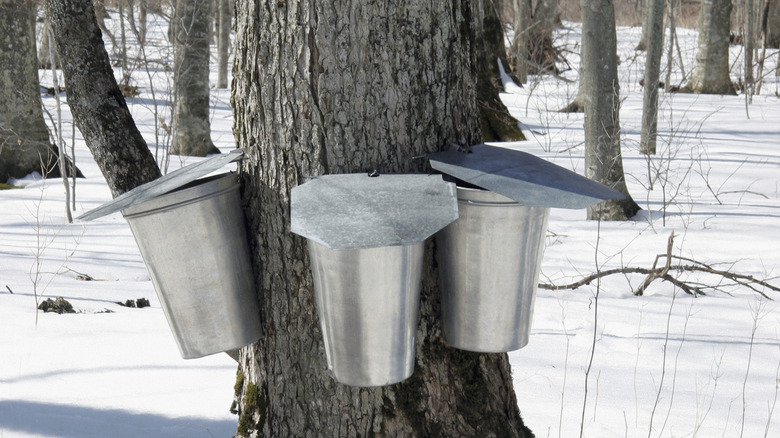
[122,172,238,218]
[455,186,521,206]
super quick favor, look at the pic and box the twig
[4,285,13,294]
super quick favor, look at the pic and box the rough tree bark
[0,0,72,182]
[45,0,161,196]
[170,0,219,156]
[231,0,533,436]
[581,0,640,220]
[640,0,665,155]
[683,0,736,95]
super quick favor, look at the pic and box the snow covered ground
[1,11,778,438]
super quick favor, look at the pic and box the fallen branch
[539,233,779,299]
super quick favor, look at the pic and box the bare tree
[636,0,651,51]
[764,0,780,48]
[640,0,665,155]
[171,0,219,156]
[682,0,736,95]
[216,0,230,89]
[511,0,532,83]
[0,0,73,182]
[231,0,534,435]
[477,0,525,141]
[581,0,640,220]
[528,0,560,74]
[44,0,161,196]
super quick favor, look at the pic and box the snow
[1,11,778,438]
[505,23,780,438]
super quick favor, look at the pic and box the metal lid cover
[291,173,458,250]
[428,144,625,209]
[77,150,244,221]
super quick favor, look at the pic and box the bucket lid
[291,173,458,250]
[428,144,625,209]
[77,150,244,222]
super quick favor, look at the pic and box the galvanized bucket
[122,172,262,359]
[437,186,550,352]
[307,240,424,387]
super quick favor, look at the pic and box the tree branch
[539,232,778,299]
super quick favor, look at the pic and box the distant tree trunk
[745,0,756,95]
[640,0,665,155]
[93,0,117,54]
[528,0,560,74]
[558,2,584,113]
[0,0,70,182]
[766,0,780,47]
[126,0,148,46]
[231,0,533,436]
[581,0,640,220]
[636,0,650,51]
[664,0,677,91]
[38,17,58,69]
[559,67,585,112]
[44,0,161,196]
[477,0,525,142]
[216,0,230,89]
[683,0,735,95]
[171,0,219,156]
[511,0,532,83]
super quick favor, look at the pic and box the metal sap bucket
[122,172,262,359]
[307,240,424,387]
[437,186,550,352]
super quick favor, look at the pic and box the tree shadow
[0,400,235,438]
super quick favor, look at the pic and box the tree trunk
[0,0,69,182]
[558,1,584,114]
[745,0,756,95]
[636,0,650,51]
[528,0,560,74]
[477,0,526,142]
[44,0,161,196]
[38,17,58,69]
[93,0,118,55]
[231,0,533,436]
[683,0,736,95]
[581,0,640,220]
[640,0,665,155]
[511,0,532,84]
[171,0,219,156]
[766,0,780,48]
[216,0,230,89]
